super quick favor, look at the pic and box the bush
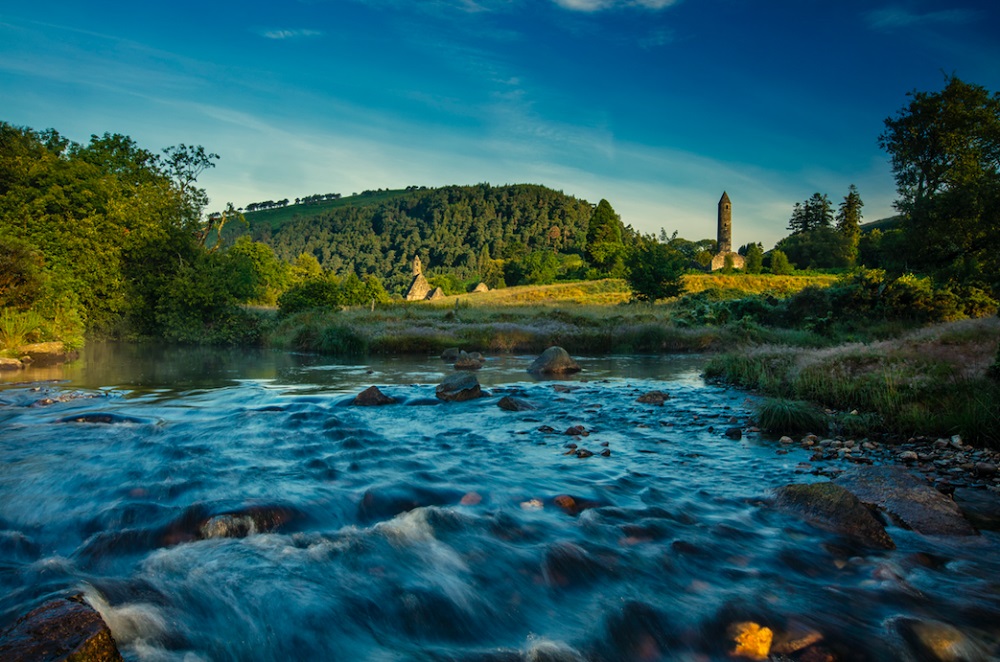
[754,398,829,435]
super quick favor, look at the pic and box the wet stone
[0,595,123,661]
[436,372,484,402]
[497,396,535,412]
[527,346,581,376]
[773,481,895,550]
[352,386,397,406]
[725,427,742,440]
[636,390,669,406]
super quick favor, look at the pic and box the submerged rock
[527,347,581,376]
[56,413,147,425]
[436,372,484,402]
[0,594,123,661]
[953,488,1000,531]
[454,351,486,370]
[497,396,535,412]
[835,466,976,536]
[890,616,990,662]
[636,390,669,406]
[352,386,397,406]
[773,481,895,549]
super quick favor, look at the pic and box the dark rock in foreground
[953,488,1000,531]
[889,616,990,662]
[527,346,581,376]
[835,466,977,536]
[0,595,123,661]
[773,481,895,549]
[436,372,484,402]
[352,386,397,406]
[497,396,535,412]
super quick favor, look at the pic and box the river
[1,343,999,660]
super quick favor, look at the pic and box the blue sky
[3,1,999,249]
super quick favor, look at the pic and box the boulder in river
[527,347,581,376]
[453,351,485,370]
[636,390,669,406]
[17,342,78,367]
[352,386,397,406]
[0,594,123,661]
[835,466,977,536]
[497,396,535,412]
[773,481,895,549]
[889,616,990,662]
[0,357,24,371]
[435,372,484,402]
[440,348,461,363]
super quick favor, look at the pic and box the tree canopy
[879,76,1000,292]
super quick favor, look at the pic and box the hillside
[226,184,597,293]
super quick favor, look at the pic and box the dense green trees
[236,183,596,293]
[879,76,1000,294]
[585,199,627,277]
[776,187,863,270]
[0,122,269,345]
[625,236,686,302]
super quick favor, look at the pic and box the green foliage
[744,243,764,274]
[0,308,45,350]
[227,237,291,305]
[625,237,687,302]
[787,193,833,234]
[227,183,595,295]
[585,199,627,276]
[0,235,45,308]
[835,184,863,265]
[775,227,854,270]
[754,398,829,435]
[879,76,1000,295]
[769,250,794,275]
[504,250,562,286]
[277,273,390,315]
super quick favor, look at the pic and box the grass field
[424,273,838,307]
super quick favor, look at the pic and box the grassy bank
[704,318,1000,447]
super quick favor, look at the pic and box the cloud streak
[259,29,324,40]
[865,6,980,31]
[551,0,678,11]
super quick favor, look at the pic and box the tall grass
[706,318,1000,447]
[0,309,45,352]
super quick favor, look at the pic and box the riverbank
[706,317,1000,448]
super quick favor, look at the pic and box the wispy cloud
[865,6,980,31]
[551,0,678,11]
[259,29,324,40]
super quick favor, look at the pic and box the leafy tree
[585,199,626,276]
[769,249,794,275]
[788,193,834,234]
[161,143,219,227]
[835,184,864,266]
[878,76,1000,293]
[625,237,686,302]
[776,227,853,270]
[744,243,764,274]
[0,236,45,308]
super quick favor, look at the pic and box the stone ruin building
[709,191,746,271]
[404,255,489,301]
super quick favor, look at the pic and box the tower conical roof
[719,191,730,204]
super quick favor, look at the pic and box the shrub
[754,398,829,435]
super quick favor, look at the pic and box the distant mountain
[226,183,596,292]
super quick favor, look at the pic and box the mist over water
[2,344,999,660]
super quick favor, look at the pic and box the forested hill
[228,184,597,293]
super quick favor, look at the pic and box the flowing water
[1,343,999,661]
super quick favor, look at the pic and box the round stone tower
[717,191,732,253]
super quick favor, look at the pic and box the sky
[2,1,999,249]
